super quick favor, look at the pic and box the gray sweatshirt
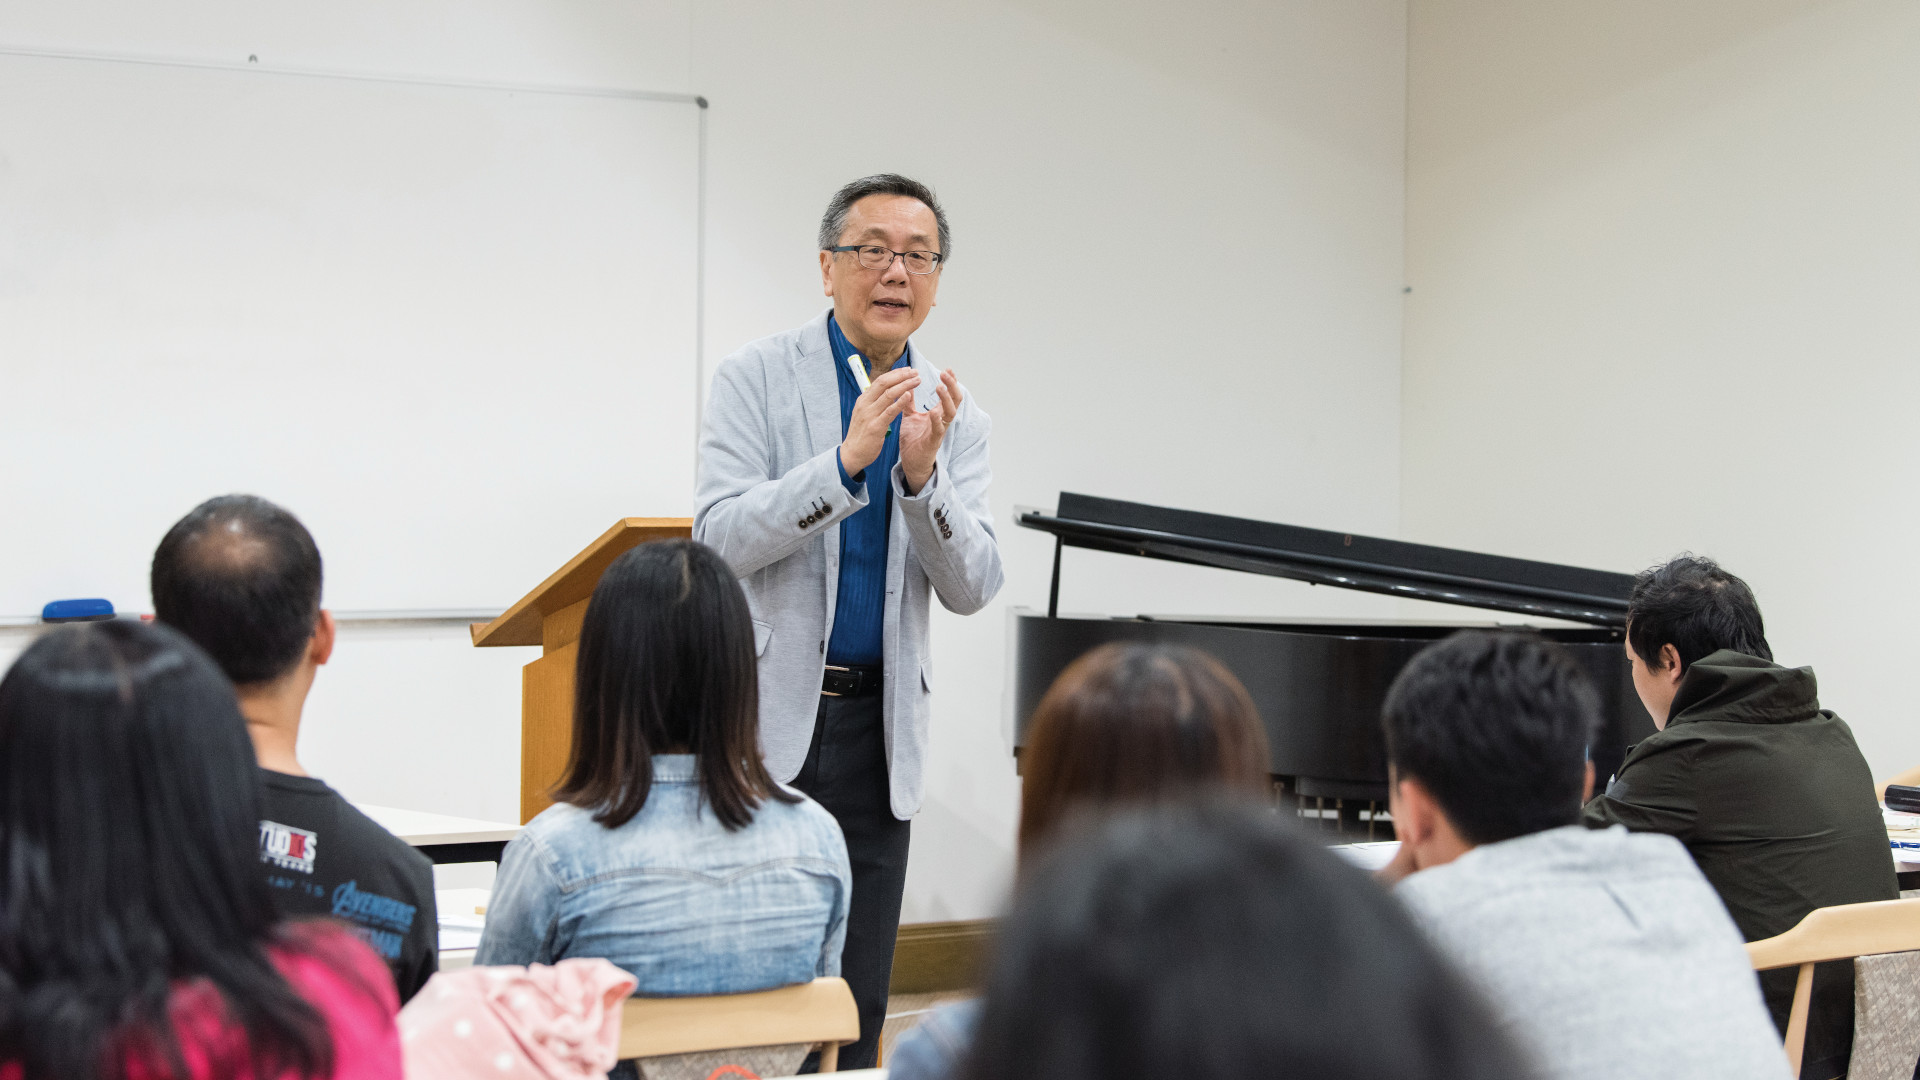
[1397,824,1790,1080]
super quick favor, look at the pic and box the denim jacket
[474,755,851,995]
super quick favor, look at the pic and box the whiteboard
[0,51,700,616]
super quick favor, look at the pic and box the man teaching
[695,173,1005,1068]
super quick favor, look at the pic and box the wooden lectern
[471,518,693,823]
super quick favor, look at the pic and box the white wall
[691,0,1408,920]
[2,0,1409,921]
[1402,1,1920,774]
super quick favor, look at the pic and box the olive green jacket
[1583,649,1894,1079]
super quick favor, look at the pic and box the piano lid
[1018,493,1634,627]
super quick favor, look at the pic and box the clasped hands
[838,366,962,496]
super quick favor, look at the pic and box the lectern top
[470,517,693,647]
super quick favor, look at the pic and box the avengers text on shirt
[332,879,418,960]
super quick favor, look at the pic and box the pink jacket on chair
[400,959,637,1080]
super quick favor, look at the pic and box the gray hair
[817,173,951,263]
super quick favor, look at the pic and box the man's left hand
[899,369,961,494]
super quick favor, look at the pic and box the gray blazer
[695,310,1005,818]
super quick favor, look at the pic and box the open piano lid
[1018,493,1634,627]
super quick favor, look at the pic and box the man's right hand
[839,366,920,477]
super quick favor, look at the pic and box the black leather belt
[821,664,883,698]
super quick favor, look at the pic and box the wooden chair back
[617,977,860,1073]
[1746,898,1920,1076]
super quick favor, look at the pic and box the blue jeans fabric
[475,754,851,995]
[887,1000,980,1080]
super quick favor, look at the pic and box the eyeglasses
[828,245,944,275]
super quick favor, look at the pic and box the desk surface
[1886,808,1920,873]
[1338,827,1920,873]
[356,804,521,847]
[435,887,491,963]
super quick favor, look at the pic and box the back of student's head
[1626,554,1772,673]
[1382,630,1599,845]
[962,800,1530,1080]
[1018,642,1269,858]
[0,620,333,1080]
[151,494,323,686]
[556,538,796,831]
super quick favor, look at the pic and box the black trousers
[791,691,911,1072]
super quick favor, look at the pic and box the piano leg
[1047,536,1063,619]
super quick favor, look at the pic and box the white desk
[1339,825,1920,881]
[353,804,518,963]
[355,803,521,866]
[1886,808,1920,882]
[1331,840,1400,872]
[356,803,521,847]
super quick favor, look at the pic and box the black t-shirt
[256,769,438,1002]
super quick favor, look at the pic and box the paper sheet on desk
[1332,841,1401,872]
[439,913,485,952]
[1882,807,1920,874]
[437,887,491,952]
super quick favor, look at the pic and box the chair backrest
[617,977,861,1074]
[1747,898,1920,1076]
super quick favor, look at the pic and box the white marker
[846,353,872,392]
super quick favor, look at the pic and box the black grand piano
[1014,493,1657,833]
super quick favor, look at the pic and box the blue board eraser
[42,598,115,623]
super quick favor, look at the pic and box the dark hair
[555,539,797,830]
[961,800,1531,1080]
[1626,554,1771,673]
[817,173,951,261]
[1382,630,1599,845]
[151,495,323,685]
[0,621,335,1080]
[1018,643,1269,859]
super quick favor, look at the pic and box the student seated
[475,538,850,995]
[1379,630,1789,1080]
[0,621,401,1079]
[960,800,1531,1080]
[1582,556,1894,1079]
[889,642,1273,1080]
[151,495,438,1002]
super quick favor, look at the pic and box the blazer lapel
[793,310,841,461]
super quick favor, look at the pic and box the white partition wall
[1402,1,1920,774]
[690,0,1411,920]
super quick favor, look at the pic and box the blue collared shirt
[474,755,852,995]
[826,314,901,668]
